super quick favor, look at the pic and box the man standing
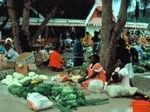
[72,36,84,67]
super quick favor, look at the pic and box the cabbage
[13,72,24,80]
[39,74,48,80]
[28,72,36,77]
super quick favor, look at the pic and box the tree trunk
[32,7,57,41]
[7,0,22,53]
[100,0,129,80]
[21,0,32,52]
[44,26,49,38]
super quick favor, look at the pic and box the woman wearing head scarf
[48,46,64,71]
[4,43,19,62]
[78,54,106,88]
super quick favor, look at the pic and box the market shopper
[39,47,49,66]
[131,43,144,61]
[115,38,131,65]
[64,34,73,49]
[4,43,19,62]
[5,37,14,48]
[72,35,84,67]
[48,47,64,71]
[105,58,137,98]
[82,32,93,47]
[124,31,130,45]
[92,31,101,54]
[78,54,106,88]
[111,58,133,87]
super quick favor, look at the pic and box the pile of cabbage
[1,71,48,86]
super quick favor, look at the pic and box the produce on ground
[1,71,47,86]
[0,69,14,80]
[139,61,150,71]
[133,65,147,73]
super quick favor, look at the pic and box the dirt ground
[0,67,133,112]
[0,82,132,112]
[0,50,147,112]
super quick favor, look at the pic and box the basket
[131,100,150,112]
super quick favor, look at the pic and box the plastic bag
[105,85,137,98]
[27,92,54,111]
[125,63,134,78]
[88,79,104,93]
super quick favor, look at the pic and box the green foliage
[0,69,14,80]
[133,65,147,73]
[8,84,35,99]
[86,98,109,106]
[22,79,32,87]
[50,85,86,109]
[8,85,26,97]
[139,61,150,71]
[33,83,53,96]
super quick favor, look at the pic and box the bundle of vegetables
[2,71,48,87]
[13,72,25,80]
[65,59,73,68]
[145,48,150,52]
[85,98,109,106]
[0,69,14,80]
[28,71,48,80]
[8,85,25,97]
[8,84,35,99]
[70,75,82,83]
[133,65,147,73]
[2,75,22,86]
[67,67,86,78]
[23,87,35,99]
[33,83,53,96]
[143,52,150,60]
[51,85,86,109]
[51,74,69,82]
[48,97,72,112]
[51,84,63,97]
[139,61,150,71]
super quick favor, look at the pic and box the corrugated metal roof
[87,17,102,26]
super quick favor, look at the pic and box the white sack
[105,85,137,98]
[27,92,54,111]
[88,79,104,93]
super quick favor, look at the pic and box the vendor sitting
[78,54,106,88]
[111,58,133,87]
[105,59,137,98]
[4,43,19,62]
[82,32,93,46]
[48,47,64,71]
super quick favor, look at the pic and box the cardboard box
[1,61,15,70]
[16,52,35,65]
[15,64,28,76]
[28,63,37,71]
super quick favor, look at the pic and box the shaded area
[32,0,95,19]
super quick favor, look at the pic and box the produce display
[139,61,150,71]
[132,43,150,73]
[1,71,48,86]
[133,65,147,73]
[7,82,86,109]
[2,70,109,111]
[51,84,86,109]
[0,69,14,80]
[8,85,34,98]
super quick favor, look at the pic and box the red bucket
[131,100,150,112]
